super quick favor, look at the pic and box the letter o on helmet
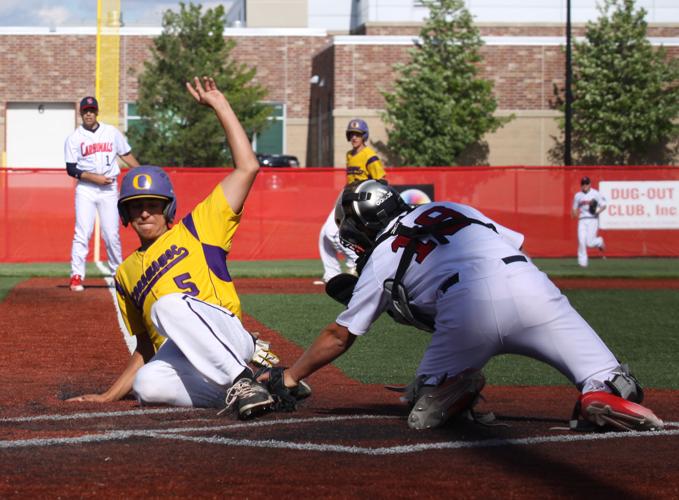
[118,165,177,226]
[335,180,408,254]
[346,118,369,142]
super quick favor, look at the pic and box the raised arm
[186,76,260,214]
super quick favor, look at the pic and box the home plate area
[2,406,677,455]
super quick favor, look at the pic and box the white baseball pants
[577,218,604,267]
[70,181,122,277]
[133,294,256,408]
[417,259,620,394]
[319,208,357,282]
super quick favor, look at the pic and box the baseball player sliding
[65,96,140,292]
[67,77,305,419]
[263,180,662,432]
[572,176,607,267]
[316,119,385,284]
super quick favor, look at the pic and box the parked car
[256,153,300,167]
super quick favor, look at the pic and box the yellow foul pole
[94,0,122,264]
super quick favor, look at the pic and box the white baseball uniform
[572,188,607,267]
[133,294,256,407]
[336,202,620,394]
[318,207,358,283]
[65,122,133,278]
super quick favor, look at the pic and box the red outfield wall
[1,166,678,262]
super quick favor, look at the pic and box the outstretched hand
[66,393,109,403]
[186,76,228,109]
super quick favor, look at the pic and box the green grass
[1,257,678,280]
[1,257,675,301]
[531,257,679,278]
[241,288,679,389]
[2,259,678,389]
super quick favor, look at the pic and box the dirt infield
[1,277,678,498]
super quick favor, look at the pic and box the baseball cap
[581,176,591,185]
[79,96,99,113]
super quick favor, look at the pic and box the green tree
[128,2,270,166]
[381,0,509,166]
[552,0,679,165]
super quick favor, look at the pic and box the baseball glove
[589,199,599,215]
[257,367,312,412]
[325,273,359,306]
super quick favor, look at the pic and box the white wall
[308,0,679,29]
[308,0,355,31]
[6,103,75,168]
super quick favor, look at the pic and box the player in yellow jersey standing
[67,77,288,419]
[316,119,386,284]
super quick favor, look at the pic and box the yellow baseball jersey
[114,184,242,351]
[345,146,385,184]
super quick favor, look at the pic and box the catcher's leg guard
[577,391,663,432]
[407,368,485,430]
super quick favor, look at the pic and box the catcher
[263,180,663,432]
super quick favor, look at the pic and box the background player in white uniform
[315,119,385,285]
[317,208,359,284]
[572,176,607,267]
[66,77,299,419]
[65,96,139,291]
[271,180,662,432]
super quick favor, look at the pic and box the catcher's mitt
[325,273,358,306]
[589,199,599,215]
[257,367,312,411]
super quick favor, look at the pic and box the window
[125,102,146,148]
[254,102,284,155]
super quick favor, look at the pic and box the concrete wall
[246,0,308,28]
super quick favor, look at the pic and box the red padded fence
[1,166,678,262]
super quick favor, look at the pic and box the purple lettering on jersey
[114,278,126,298]
[202,243,232,282]
[130,245,189,309]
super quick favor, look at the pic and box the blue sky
[0,1,232,27]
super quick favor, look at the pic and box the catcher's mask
[118,165,177,227]
[346,118,369,142]
[335,180,408,254]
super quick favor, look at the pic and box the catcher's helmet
[346,118,369,142]
[335,180,408,254]
[118,165,176,226]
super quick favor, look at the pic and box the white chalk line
[1,412,678,454]
[0,415,392,449]
[0,406,199,423]
[79,266,679,455]
[155,428,679,455]
[95,261,136,354]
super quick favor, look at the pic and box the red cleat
[579,391,663,432]
[69,274,84,292]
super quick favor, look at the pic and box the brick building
[1,0,677,168]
